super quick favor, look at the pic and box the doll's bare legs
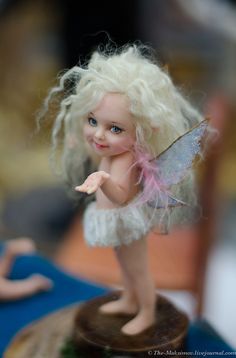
[99,249,138,315]
[118,237,156,335]
[101,237,156,335]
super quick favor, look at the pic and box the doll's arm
[100,154,136,204]
[75,152,137,205]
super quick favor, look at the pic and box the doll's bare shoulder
[109,152,137,183]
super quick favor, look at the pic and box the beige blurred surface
[0,0,60,202]
[218,116,236,196]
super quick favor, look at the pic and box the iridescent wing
[152,119,208,187]
[147,119,209,208]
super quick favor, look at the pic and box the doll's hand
[75,171,110,194]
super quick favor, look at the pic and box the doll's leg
[0,238,36,277]
[117,237,156,335]
[99,247,138,314]
[0,275,53,301]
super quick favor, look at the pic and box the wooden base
[73,292,189,356]
[4,293,189,357]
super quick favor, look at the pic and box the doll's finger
[87,188,95,194]
[87,186,98,194]
[75,185,86,192]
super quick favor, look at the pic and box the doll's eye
[88,117,97,127]
[110,125,123,134]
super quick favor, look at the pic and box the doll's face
[83,93,136,157]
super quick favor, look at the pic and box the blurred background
[0,0,235,349]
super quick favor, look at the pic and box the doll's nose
[94,128,105,140]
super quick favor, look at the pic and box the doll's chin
[92,146,130,157]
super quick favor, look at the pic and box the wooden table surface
[4,304,79,358]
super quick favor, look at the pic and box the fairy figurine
[41,45,207,335]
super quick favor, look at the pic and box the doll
[41,45,205,335]
[0,238,53,300]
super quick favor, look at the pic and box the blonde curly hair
[39,44,203,212]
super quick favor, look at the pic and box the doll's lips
[93,142,109,150]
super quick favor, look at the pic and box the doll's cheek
[121,136,136,148]
[83,127,93,142]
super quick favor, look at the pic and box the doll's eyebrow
[111,122,123,127]
[89,113,123,127]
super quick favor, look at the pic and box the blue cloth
[0,250,234,357]
[187,321,234,356]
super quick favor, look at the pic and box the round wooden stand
[4,293,189,358]
[73,292,189,356]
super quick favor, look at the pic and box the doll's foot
[99,296,138,315]
[121,310,155,336]
[0,275,53,301]
[6,238,36,257]
[29,274,53,292]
